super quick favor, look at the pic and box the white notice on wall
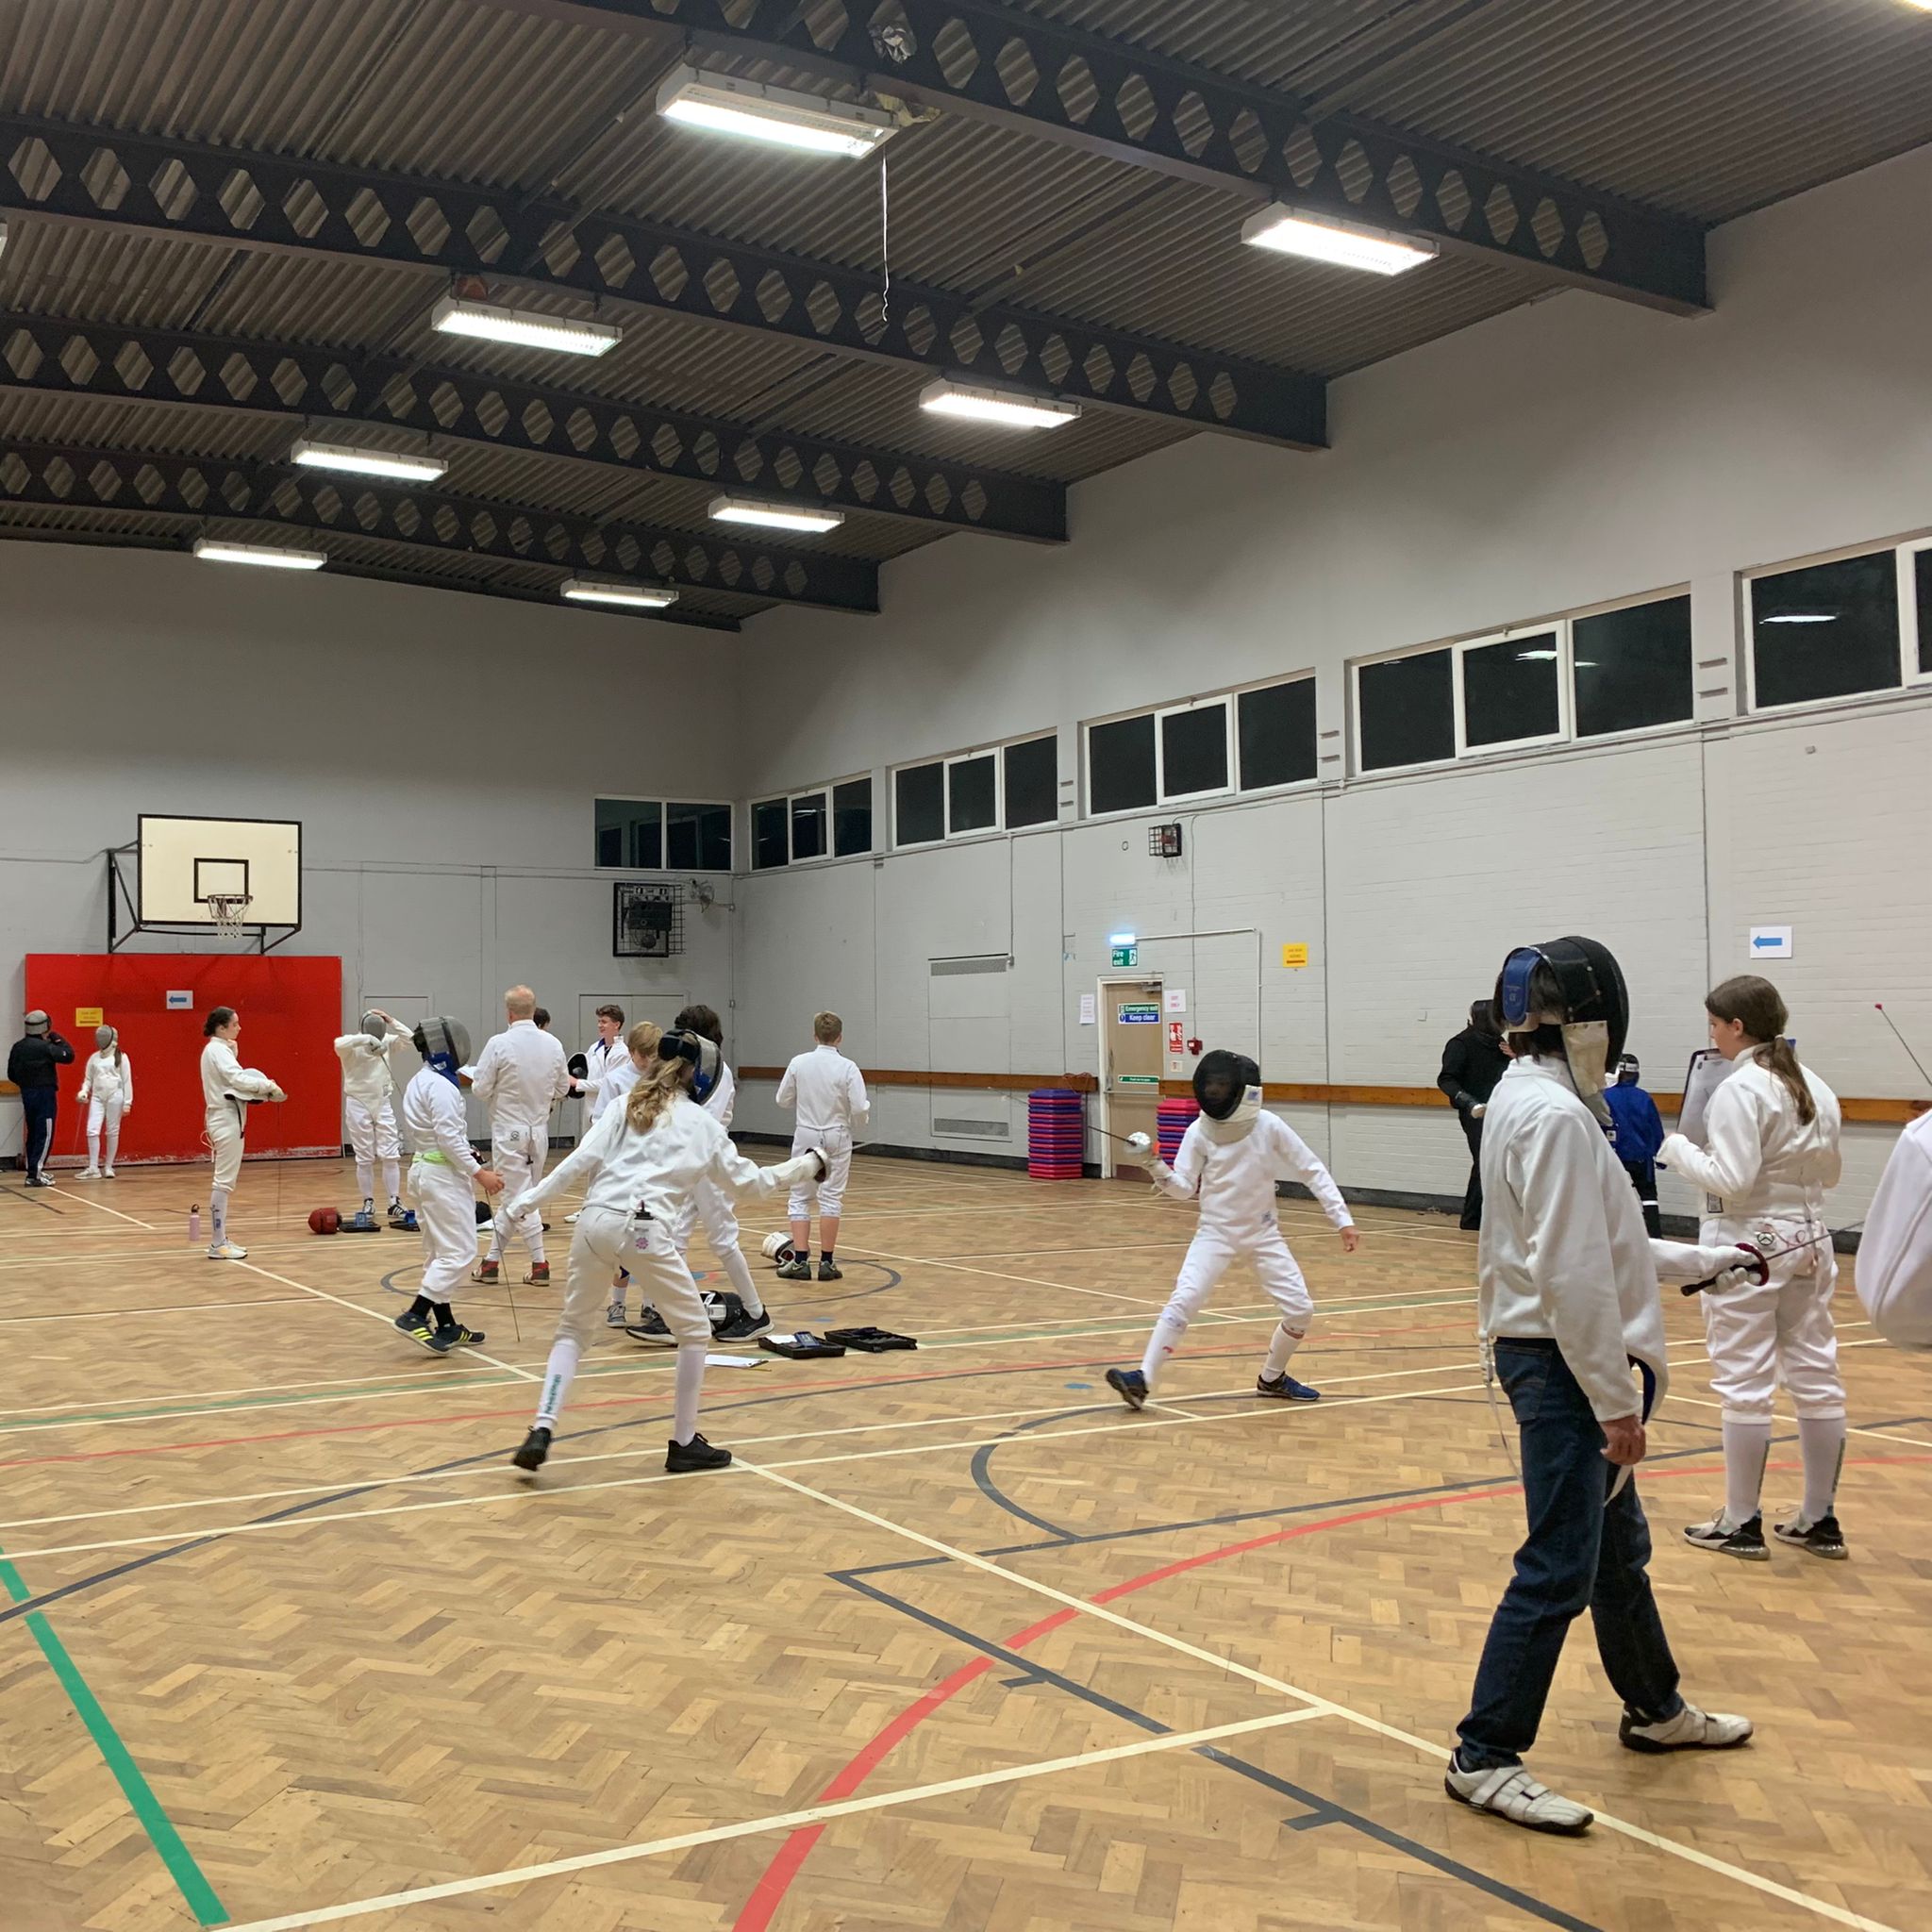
[1748,925,1793,961]
[1164,989,1187,1014]
[1078,993,1096,1025]
[166,990,192,1010]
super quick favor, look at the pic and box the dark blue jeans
[1457,1340,1683,1769]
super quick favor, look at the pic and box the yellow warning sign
[75,1006,104,1026]
[1279,944,1309,970]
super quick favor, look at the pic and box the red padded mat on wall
[24,954,342,1165]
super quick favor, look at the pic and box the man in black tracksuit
[8,1009,75,1186]
[1437,999,1508,1230]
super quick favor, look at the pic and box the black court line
[0,1182,65,1214]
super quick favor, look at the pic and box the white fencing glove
[267,1084,287,1102]
[1470,1102,1487,1119]
[1680,1242,1770,1298]
[1124,1131,1158,1169]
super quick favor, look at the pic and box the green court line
[0,1544,228,1925]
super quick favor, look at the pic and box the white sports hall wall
[0,549,739,1155]
[728,143,1932,1225]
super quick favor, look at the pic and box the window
[752,799,789,871]
[1750,551,1900,709]
[1237,677,1316,791]
[1907,540,1932,680]
[1087,712,1157,815]
[791,791,827,860]
[1159,701,1230,800]
[895,760,944,846]
[833,776,873,856]
[665,801,731,872]
[594,797,662,870]
[1357,648,1454,773]
[1459,629,1563,751]
[946,752,998,834]
[1003,734,1058,828]
[1574,595,1693,738]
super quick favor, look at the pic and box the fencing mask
[95,1024,118,1053]
[566,1051,590,1082]
[1615,1053,1641,1086]
[655,1028,721,1104]
[1192,1050,1263,1144]
[413,1015,472,1084]
[24,1009,49,1037]
[361,1011,388,1041]
[1496,936,1629,1121]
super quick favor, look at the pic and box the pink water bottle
[188,1204,202,1244]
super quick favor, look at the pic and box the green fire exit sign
[1109,944,1138,967]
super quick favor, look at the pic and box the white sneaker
[102,1167,116,1178]
[208,1241,249,1260]
[75,1167,101,1180]
[1444,1758,1593,1835]
[1619,1703,1754,1754]
[606,1301,629,1328]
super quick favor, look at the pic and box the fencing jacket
[519,1091,816,1225]
[201,1038,278,1108]
[1858,1109,1932,1350]
[1152,1111,1352,1241]
[333,1022,408,1107]
[472,1018,571,1131]
[776,1044,869,1141]
[704,1059,737,1128]
[79,1050,133,1108]
[1657,1049,1841,1225]
[403,1066,481,1178]
[579,1034,629,1124]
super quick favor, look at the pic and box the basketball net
[207,892,252,939]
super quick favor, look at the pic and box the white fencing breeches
[87,1095,125,1168]
[487,1120,548,1261]
[788,1129,851,1220]
[413,1159,479,1298]
[345,1094,401,1200]
[1141,1225,1313,1387]
[205,1103,246,1192]
[1699,1215,1845,1424]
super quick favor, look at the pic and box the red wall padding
[25,954,343,1165]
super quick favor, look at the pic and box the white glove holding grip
[809,1147,829,1179]
[503,1191,536,1221]
[1679,1242,1771,1298]
[1125,1131,1158,1169]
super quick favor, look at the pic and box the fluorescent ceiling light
[291,439,447,483]
[192,537,326,571]
[657,65,896,158]
[919,378,1080,430]
[1108,931,1136,947]
[560,575,678,609]
[1241,204,1438,276]
[708,493,844,535]
[1760,612,1838,625]
[430,295,621,358]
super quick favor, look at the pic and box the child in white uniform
[1658,974,1849,1561]
[76,1024,132,1177]
[508,1024,824,1477]
[1108,1051,1358,1410]
[334,1008,411,1225]
[775,1010,868,1281]
[199,1006,285,1260]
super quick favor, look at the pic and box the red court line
[730,1452,1932,1931]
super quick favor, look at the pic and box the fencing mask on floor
[1192,1049,1263,1144]
[1496,936,1629,1123]
[413,1015,472,1084]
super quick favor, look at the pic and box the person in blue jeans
[1447,937,1758,1835]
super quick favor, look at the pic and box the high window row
[752,775,874,869]
[892,733,1059,847]
[594,796,733,872]
[1083,675,1317,817]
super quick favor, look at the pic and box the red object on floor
[25,953,343,1165]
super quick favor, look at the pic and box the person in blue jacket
[1603,1053,1665,1236]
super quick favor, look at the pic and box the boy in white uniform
[333,1008,411,1227]
[199,1006,285,1260]
[1859,1105,1932,1350]
[471,985,571,1287]
[76,1024,133,1177]
[775,1010,868,1281]
[396,1016,503,1353]
[1106,1051,1358,1410]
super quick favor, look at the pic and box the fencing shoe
[524,1262,550,1287]
[775,1257,812,1281]
[395,1309,439,1349]
[207,1241,248,1260]
[1619,1703,1754,1754]
[1444,1759,1592,1836]
[1683,1510,1768,1560]
[1256,1372,1321,1401]
[714,1307,774,1342]
[511,1426,551,1474]
[1106,1368,1148,1411]
[625,1309,675,1347]
[605,1300,629,1328]
[666,1433,732,1474]
[1774,1512,1848,1560]
[472,1258,500,1284]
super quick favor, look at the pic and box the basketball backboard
[108,816,303,950]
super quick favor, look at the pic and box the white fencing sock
[672,1342,706,1444]
[209,1189,230,1247]
[1723,1419,1773,1524]
[719,1244,763,1318]
[1797,1416,1847,1525]
[536,1336,582,1429]
[1262,1318,1309,1379]
[527,1211,546,1266]
[355,1157,374,1204]
[1139,1311,1190,1390]
[382,1158,401,1207]
[104,1120,120,1169]
[87,1124,103,1170]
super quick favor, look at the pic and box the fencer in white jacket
[1107,1051,1358,1411]
[1658,993,1847,1559]
[75,1025,133,1177]
[199,1008,284,1260]
[775,1021,869,1278]
[470,989,572,1283]
[506,1037,823,1477]
[333,1009,410,1220]
[1858,1108,1932,1351]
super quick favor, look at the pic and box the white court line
[40,1184,157,1231]
[1663,1391,1932,1452]
[740,1463,1909,1932]
[235,1259,539,1383]
[213,1707,1333,1932]
[840,1243,1170,1307]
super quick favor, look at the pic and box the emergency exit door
[1101,976,1163,1178]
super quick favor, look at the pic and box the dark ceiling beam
[507,0,1707,315]
[0,311,1069,544]
[0,114,1327,448]
[0,519,741,630]
[0,438,877,613]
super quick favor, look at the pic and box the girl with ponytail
[1658,974,1848,1561]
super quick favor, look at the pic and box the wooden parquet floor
[1,1153,1927,1932]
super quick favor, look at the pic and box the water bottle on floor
[188,1203,202,1244]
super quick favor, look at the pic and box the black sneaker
[394,1310,441,1351]
[774,1257,812,1281]
[625,1309,675,1347]
[1256,1372,1321,1401]
[1683,1511,1768,1560]
[1773,1512,1848,1560]
[666,1432,732,1474]
[437,1323,487,1350]
[817,1257,842,1281]
[25,1174,51,1188]
[713,1308,774,1342]
[1106,1367,1148,1411]
[511,1425,551,1473]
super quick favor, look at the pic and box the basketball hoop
[207,891,253,938]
